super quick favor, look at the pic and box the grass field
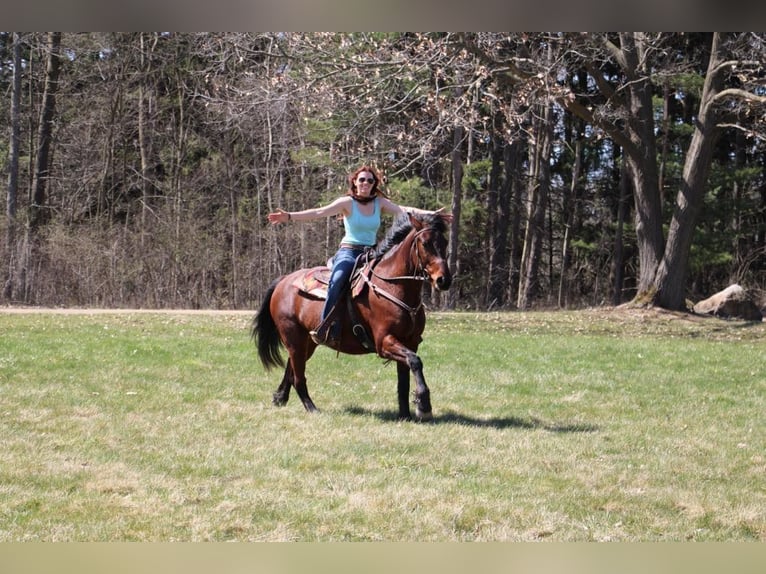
[0,307,764,541]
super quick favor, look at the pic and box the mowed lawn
[0,308,763,541]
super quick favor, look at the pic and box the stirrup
[309,330,324,345]
[310,322,338,346]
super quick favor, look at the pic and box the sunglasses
[357,178,375,184]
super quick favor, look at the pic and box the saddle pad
[293,266,368,300]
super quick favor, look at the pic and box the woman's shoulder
[333,195,353,215]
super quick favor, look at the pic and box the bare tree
[651,33,766,308]
[559,33,766,309]
[447,124,464,310]
[137,32,158,247]
[29,32,62,229]
[3,32,763,310]
[517,102,554,309]
[4,33,23,300]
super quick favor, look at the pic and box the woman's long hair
[346,165,389,203]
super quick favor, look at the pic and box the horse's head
[409,213,452,291]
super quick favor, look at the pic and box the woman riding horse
[267,165,451,346]
[256,165,452,420]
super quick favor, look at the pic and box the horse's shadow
[343,406,598,433]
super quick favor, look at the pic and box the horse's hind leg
[272,363,293,406]
[283,344,320,413]
[272,360,318,413]
[291,361,319,413]
[294,378,319,413]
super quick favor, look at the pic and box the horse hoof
[415,409,433,422]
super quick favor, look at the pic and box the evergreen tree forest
[2,32,765,310]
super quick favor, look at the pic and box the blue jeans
[321,247,366,335]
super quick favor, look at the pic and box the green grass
[0,308,764,541]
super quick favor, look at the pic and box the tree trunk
[138,32,158,248]
[507,136,524,307]
[558,133,582,307]
[517,102,553,309]
[652,33,726,309]
[486,125,507,309]
[30,32,62,229]
[4,33,23,300]
[490,138,516,308]
[618,33,665,300]
[657,81,672,202]
[612,157,630,305]
[446,125,464,310]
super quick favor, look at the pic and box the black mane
[373,212,447,259]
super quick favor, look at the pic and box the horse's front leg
[383,337,432,421]
[396,362,411,421]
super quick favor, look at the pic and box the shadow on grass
[343,406,598,433]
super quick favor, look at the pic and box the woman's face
[355,171,376,197]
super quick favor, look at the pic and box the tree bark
[558,132,582,308]
[652,33,726,309]
[518,102,553,310]
[612,157,630,306]
[486,125,507,309]
[507,136,524,307]
[30,32,62,229]
[618,33,666,299]
[446,125,464,310]
[137,32,157,248]
[4,33,23,300]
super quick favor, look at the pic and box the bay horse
[252,212,452,420]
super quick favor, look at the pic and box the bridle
[360,227,441,319]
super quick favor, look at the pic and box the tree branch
[710,88,766,105]
[556,93,637,155]
[600,35,629,72]
[717,123,766,141]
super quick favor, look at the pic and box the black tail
[251,278,285,371]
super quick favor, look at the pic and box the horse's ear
[408,212,423,230]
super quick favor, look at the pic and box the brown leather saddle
[291,255,370,301]
[291,253,375,351]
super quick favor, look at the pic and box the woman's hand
[267,209,290,225]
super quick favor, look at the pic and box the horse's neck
[375,234,416,277]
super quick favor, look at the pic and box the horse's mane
[373,212,447,260]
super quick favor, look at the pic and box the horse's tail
[251,278,285,371]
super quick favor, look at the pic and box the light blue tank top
[342,197,381,247]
